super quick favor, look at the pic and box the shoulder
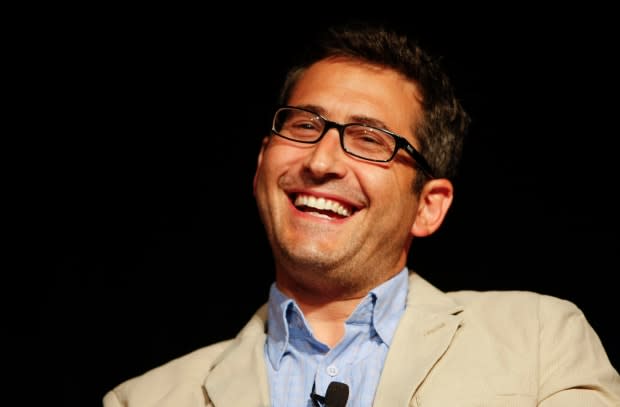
[130,340,235,384]
[104,339,234,406]
[442,288,611,361]
[103,304,270,406]
[444,289,598,348]
[447,289,581,317]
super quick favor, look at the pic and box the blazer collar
[373,272,464,407]
[204,304,271,407]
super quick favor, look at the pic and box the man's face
[253,58,425,295]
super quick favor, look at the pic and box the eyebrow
[294,104,391,131]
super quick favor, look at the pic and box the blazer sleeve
[537,294,620,406]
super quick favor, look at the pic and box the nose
[302,128,348,178]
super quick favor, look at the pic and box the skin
[253,57,453,347]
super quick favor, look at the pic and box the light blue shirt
[265,267,409,407]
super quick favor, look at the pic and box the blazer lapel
[373,273,463,407]
[204,306,271,407]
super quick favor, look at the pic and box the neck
[273,260,406,347]
[277,283,367,347]
[300,295,366,348]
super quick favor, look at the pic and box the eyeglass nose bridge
[316,119,355,158]
[318,119,347,142]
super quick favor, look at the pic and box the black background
[9,6,618,406]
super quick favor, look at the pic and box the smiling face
[254,58,448,298]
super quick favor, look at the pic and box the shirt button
[326,364,338,376]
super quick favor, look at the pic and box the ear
[411,178,454,237]
[253,136,271,195]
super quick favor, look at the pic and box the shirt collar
[368,267,408,345]
[265,267,409,370]
[265,284,299,369]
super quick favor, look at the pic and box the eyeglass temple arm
[402,142,435,178]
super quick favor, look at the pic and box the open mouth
[292,193,355,219]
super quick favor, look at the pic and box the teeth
[294,194,351,217]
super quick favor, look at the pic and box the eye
[291,119,321,132]
[347,126,392,147]
[279,112,324,141]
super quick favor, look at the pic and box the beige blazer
[103,273,620,406]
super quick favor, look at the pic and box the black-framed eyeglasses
[271,106,434,177]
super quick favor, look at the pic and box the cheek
[358,166,412,198]
[393,167,417,195]
[262,141,304,168]
[368,169,419,221]
[254,146,296,193]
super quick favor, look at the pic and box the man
[103,22,620,406]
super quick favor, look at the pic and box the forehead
[288,58,422,138]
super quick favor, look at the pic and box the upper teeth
[294,194,351,217]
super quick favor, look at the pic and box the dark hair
[278,22,470,190]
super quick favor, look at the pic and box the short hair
[278,22,470,190]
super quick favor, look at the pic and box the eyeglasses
[271,106,434,177]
